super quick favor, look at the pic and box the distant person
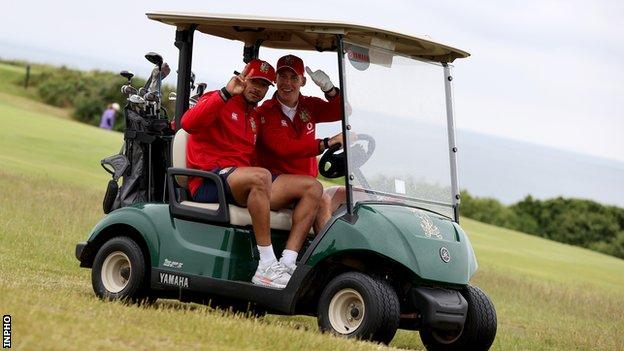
[99,103,120,130]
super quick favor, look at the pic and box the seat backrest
[171,129,189,187]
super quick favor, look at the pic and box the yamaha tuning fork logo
[439,247,451,263]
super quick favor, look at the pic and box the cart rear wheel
[101,251,132,293]
[317,272,399,344]
[91,236,148,301]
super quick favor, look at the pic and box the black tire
[317,272,400,344]
[420,285,497,351]
[91,236,149,302]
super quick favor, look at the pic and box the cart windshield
[343,40,456,219]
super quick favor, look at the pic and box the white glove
[305,66,334,92]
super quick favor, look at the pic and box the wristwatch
[219,87,232,101]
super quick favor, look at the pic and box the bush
[460,191,518,228]
[589,231,624,259]
[18,61,172,132]
[37,67,85,107]
[461,190,624,259]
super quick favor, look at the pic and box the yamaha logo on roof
[439,247,451,263]
[346,44,370,71]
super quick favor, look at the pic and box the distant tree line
[2,60,175,131]
[461,191,624,259]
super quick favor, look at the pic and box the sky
[1,0,623,162]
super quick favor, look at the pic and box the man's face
[243,78,271,104]
[276,69,305,104]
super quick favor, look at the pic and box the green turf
[0,85,623,350]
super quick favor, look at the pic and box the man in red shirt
[181,59,322,289]
[257,55,346,235]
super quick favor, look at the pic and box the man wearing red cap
[181,59,322,289]
[257,54,345,238]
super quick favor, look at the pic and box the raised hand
[225,68,253,96]
[305,66,334,92]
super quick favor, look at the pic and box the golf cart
[76,12,497,350]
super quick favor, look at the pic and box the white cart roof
[147,12,469,63]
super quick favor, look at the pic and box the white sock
[280,249,298,268]
[257,244,277,266]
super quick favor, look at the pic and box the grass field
[0,82,623,350]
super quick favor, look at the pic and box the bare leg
[314,186,347,235]
[330,186,347,212]
[226,167,272,246]
[314,192,333,235]
[270,175,323,252]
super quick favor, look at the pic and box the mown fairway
[0,90,623,350]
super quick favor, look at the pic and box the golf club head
[145,52,163,68]
[138,87,148,96]
[128,94,146,105]
[120,70,134,81]
[196,83,207,96]
[121,85,138,95]
[144,91,159,102]
[168,92,177,101]
[161,62,171,79]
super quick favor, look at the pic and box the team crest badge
[281,119,288,127]
[260,62,270,73]
[299,109,311,123]
[231,112,238,121]
[411,209,443,239]
[284,55,293,64]
[260,116,266,124]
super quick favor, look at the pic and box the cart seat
[172,129,301,232]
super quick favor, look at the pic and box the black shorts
[192,167,240,206]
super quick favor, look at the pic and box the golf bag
[101,106,172,214]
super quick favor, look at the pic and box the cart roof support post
[443,63,460,223]
[336,34,354,215]
[174,25,196,130]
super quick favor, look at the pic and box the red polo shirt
[256,92,342,177]
[181,91,259,195]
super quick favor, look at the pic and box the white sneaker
[252,260,291,289]
[279,258,297,276]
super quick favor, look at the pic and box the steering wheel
[318,133,376,178]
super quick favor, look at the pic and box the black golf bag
[102,106,173,214]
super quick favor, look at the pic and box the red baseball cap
[243,59,276,85]
[276,54,305,76]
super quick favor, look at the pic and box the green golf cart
[76,12,496,350]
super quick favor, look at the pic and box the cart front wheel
[318,272,399,344]
[420,285,497,351]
